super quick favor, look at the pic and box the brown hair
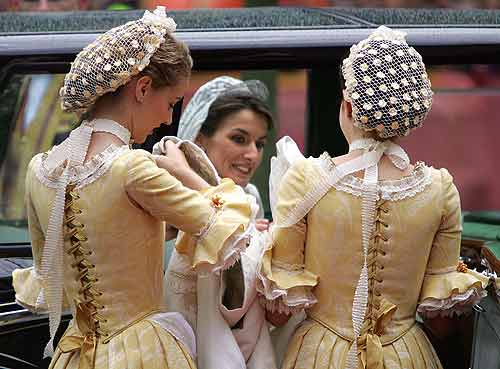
[140,33,193,88]
[200,94,273,138]
[82,34,193,122]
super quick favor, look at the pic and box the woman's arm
[257,159,319,318]
[418,169,489,335]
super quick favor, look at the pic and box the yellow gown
[259,155,489,369]
[13,145,254,369]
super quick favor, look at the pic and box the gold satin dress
[13,146,253,369]
[259,156,489,369]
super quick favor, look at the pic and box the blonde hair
[140,34,193,88]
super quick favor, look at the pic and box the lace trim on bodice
[317,153,433,201]
[34,144,129,190]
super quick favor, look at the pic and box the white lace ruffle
[257,260,317,314]
[34,144,130,190]
[196,223,252,276]
[417,286,487,318]
[258,290,317,315]
[195,194,259,275]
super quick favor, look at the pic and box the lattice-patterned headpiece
[60,6,177,114]
[177,76,269,142]
[342,26,433,138]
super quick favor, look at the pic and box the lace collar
[317,153,433,201]
[34,144,129,189]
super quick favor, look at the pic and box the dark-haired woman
[160,76,277,369]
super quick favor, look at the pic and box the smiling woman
[162,76,277,369]
[198,111,268,187]
[197,93,271,190]
[177,76,273,219]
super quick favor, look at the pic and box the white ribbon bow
[142,6,177,33]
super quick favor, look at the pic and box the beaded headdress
[60,6,177,114]
[342,26,433,138]
[177,76,269,142]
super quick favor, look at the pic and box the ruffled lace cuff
[12,266,48,313]
[176,179,258,274]
[258,286,317,315]
[257,248,318,314]
[417,266,490,318]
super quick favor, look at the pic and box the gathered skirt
[49,318,196,369]
[282,320,442,369]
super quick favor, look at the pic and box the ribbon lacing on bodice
[56,185,109,368]
[354,199,397,369]
[341,139,409,369]
[39,119,130,357]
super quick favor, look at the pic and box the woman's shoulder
[113,148,156,170]
[427,166,456,190]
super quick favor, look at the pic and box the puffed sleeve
[12,155,69,313]
[417,169,490,317]
[257,159,319,314]
[125,150,256,273]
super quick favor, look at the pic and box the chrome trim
[0,302,18,309]
[0,308,34,321]
[1,27,500,56]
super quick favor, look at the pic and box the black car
[1,7,500,369]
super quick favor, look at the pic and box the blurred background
[0,0,499,11]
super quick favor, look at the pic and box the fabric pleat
[49,320,195,369]
[281,320,443,369]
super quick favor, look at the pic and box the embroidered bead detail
[457,261,468,273]
[65,187,107,337]
[210,194,225,209]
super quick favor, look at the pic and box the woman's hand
[154,140,190,174]
[154,141,209,191]
[255,218,270,232]
[265,309,292,327]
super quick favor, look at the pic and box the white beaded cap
[342,26,433,138]
[60,6,177,114]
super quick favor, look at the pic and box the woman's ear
[344,100,353,117]
[341,90,353,117]
[195,134,207,151]
[135,76,153,103]
[340,99,353,119]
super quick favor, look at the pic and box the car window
[0,73,75,245]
